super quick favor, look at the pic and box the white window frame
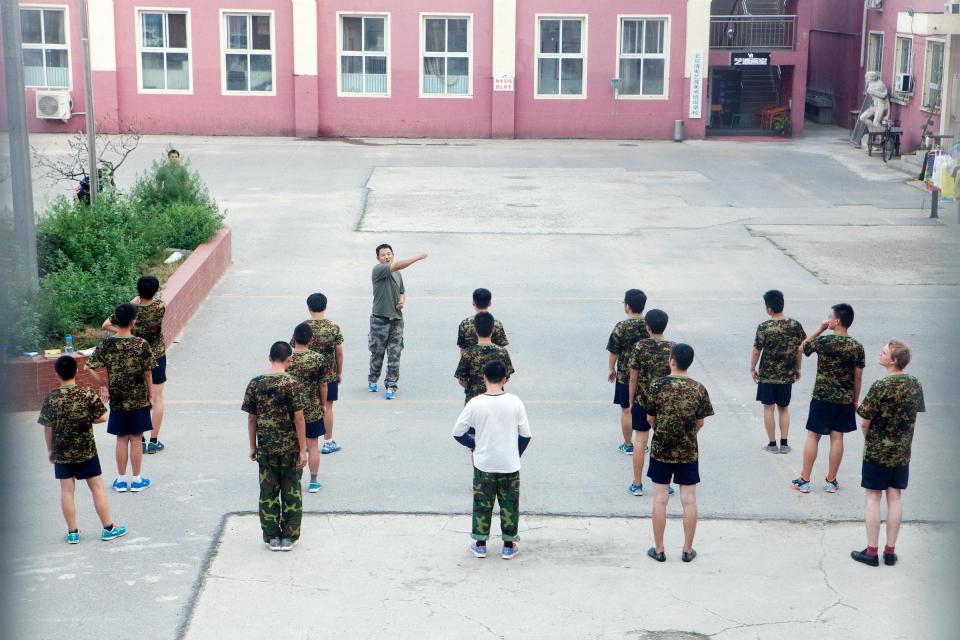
[534,14,588,100]
[615,15,670,101]
[336,12,390,98]
[219,10,276,96]
[921,38,945,114]
[135,7,193,95]
[891,34,913,105]
[419,13,473,99]
[20,4,71,90]
[867,31,884,74]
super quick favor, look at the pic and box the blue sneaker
[112,478,128,493]
[618,443,634,455]
[146,440,165,454]
[501,543,519,560]
[321,440,342,454]
[307,481,321,493]
[130,477,151,493]
[629,483,644,496]
[470,543,487,558]
[824,478,840,493]
[668,485,676,496]
[385,389,397,400]
[368,383,378,392]
[792,477,812,493]
[65,531,80,544]
[101,525,127,542]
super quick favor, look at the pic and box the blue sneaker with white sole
[368,383,378,392]
[321,440,342,454]
[146,440,165,454]
[385,389,397,400]
[792,477,812,493]
[618,443,634,455]
[65,531,80,544]
[470,543,487,558]
[668,485,676,496]
[130,477,151,492]
[112,478,128,493]
[502,543,519,559]
[101,525,127,541]
[307,481,321,493]
[629,483,644,496]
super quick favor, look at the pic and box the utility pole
[79,0,97,203]
[1,0,39,288]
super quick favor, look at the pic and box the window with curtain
[618,18,667,97]
[340,15,387,94]
[139,11,190,91]
[20,7,69,88]
[892,36,913,97]
[422,17,470,96]
[922,40,944,112]
[536,18,585,96]
[867,33,883,74]
[224,13,274,93]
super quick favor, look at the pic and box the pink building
[13,0,811,140]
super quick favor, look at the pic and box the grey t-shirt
[371,263,405,319]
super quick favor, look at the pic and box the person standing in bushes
[103,276,167,454]
[293,293,344,455]
[155,149,189,201]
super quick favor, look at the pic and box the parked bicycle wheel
[882,136,895,163]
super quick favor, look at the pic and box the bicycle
[867,119,900,163]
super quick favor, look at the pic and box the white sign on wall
[494,75,514,92]
[689,51,704,119]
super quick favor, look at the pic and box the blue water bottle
[65,335,74,355]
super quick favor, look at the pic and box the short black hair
[482,360,507,384]
[624,289,647,314]
[114,303,138,328]
[293,323,313,346]
[375,243,393,257]
[137,275,160,299]
[645,309,669,334]
[763,290,785,314]
[54,355,77,380]
[832,303,854,328]
[671,343,694,370]
[269,341,293,363]
[474,312,495,338]
[472,288,492,308]
[306,292,328,312]
[168,149,179,156]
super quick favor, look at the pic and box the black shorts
[647,458,700,485]
[152,355,167,385]
[326,380,339,402]
[107,406,153,436]
[861,460,909,490]
[613,382,630,408]
[631,403,650,432]
[306,419,326,439]
[756,382,792,407]
[54,455,102,480]
[805,399,856,434]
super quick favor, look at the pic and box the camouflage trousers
[472,467,520,542]
[368,315,404,388]
[257,452,303,542]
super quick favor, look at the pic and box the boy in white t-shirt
[452,360,532,560]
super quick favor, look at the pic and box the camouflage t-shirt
[647,375,715,464]
[455,344,515,403]
[286,350,331,424]
[803,335,866,403]
[606,318,649,384]
[87,335,155,411]
[457,316,509,350]
[754,318,806,384]
[112,299,166,360]
[293,318,343,375]
[241,373,307,455]
[38,385,107,464]
[857,374,925,467]
[628,338,675,408]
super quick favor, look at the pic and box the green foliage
[772,115,792,137]
[152,201,225,251]
[130,155,213,213]
[0,213,42,353]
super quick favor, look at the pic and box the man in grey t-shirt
[368,244,428,399]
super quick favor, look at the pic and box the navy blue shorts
[107,406,153,436]
[326,380,339,402]
[152,355,167,385]
[647,458,700,485]
[613,382,630,408]
[805,399,856,435]
[756,382,792,407]
[631,403,650,431]
[306,419,326,439]
[861,460,909,490]
[54,455,102,480]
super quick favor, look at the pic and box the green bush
[131,155,214,213]
[0,213,42,352]
[153,201,224,250]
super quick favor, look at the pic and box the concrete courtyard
[4,125,959,639]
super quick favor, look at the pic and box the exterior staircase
[739,67,781,126]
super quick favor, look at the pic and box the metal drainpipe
[859,0,869,68]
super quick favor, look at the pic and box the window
[20,7,69,88]
[138,10,190,92]
[892,36,913,98]
[867,32,883,74]
[422,17,470,96]
[536,17,585,97]
[618,18,667,97]
[223,13,274,93]
[922,40,945,112]
[339,15,387,95]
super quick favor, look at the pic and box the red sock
[866,546,879,557]
[884,545,895,554]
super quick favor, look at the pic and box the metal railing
[710,15,797,50]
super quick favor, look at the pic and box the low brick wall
[2,226,232,412]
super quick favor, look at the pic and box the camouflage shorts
[471,467,520,542]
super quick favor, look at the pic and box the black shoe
[851,549,879,566]
[647,547,666,562]
[682,549,697,563]
[883,552,897,566]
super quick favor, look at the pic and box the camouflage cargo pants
[471,467,520,542]
[368,315,404,388]
[258,452,303,542]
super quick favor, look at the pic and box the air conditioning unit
[895,73,913,93]
[866,0,883,9]
[946,3,960,14]
[35,91,72,121]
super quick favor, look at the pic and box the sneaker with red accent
[824,478,840,493]
[470,543,487,558]
[501,543,519,559]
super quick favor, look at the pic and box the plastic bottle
[65,335,74,355]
